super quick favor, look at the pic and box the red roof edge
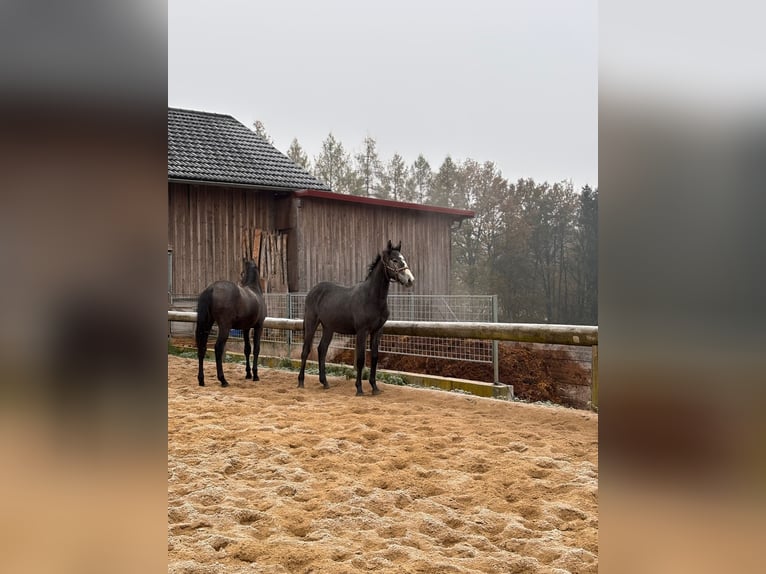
[294,189,475,219]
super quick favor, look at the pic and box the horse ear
[387,239,393,252]
[395,241,402,252]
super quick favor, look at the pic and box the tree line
[254,123,598,324]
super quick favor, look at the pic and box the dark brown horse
[297,241,415,395]
[196,259,267,387]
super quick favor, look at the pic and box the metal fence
[169,293,498,365]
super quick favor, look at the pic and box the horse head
[241,258,263,290]
[383,240,415,288]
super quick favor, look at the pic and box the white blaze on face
[398,253,415,287]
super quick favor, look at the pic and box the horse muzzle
[399,270,415,288]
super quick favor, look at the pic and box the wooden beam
[591,345,599,410]
[168,311,597,346]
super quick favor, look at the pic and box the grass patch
[168,343,244,365]
[301,364,357,379]
[377,373,407,386]
[277,357,294,369]
[271,360,406,385]
[168,343,197,360]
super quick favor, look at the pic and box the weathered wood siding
[294,197,452,294]
[169,183,458,298]
[168,182,277,295]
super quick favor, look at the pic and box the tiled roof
[168,107,330,190]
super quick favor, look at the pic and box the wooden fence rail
[167,311,597,346]
[168,310,599,408]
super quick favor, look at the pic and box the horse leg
[354,330,368,396]
[317,329,334,389]
[196,323,211,386]
[251,322,263,381]
[298,317,318,388]
[243,327,252,379]
[369,329,382,395]
[215,326,230,387]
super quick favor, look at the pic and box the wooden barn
[168,107,473,299]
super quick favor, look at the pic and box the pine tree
[314,133,352,193]
[286,138,311,171]
[409,154,432,204]
[430,156,459,207]
[575,185,598,323]
[353,136,382,197]
[252,120,273,145]
[380,153,408,201]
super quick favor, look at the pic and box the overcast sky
[169,0,597,191]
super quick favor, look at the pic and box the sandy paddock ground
[168,355,598,573]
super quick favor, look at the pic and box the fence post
[286,292,294,358]
[167,249,173,337]
[591,344,598,410]
[492,295,499,385]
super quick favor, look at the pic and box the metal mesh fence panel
[274,294,495,363]
[170,293,496,363]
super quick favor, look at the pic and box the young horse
[196,259,267,387]
[298,240,415,395]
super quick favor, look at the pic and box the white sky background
[169,0,597,191]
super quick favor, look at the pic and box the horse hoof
[245,373,252,380]
[322,383,330,390]
[198,382,205,387]
[253,375,260,381]
[220,381,229,387]
[355,390,364,396]
[297,383,304,389]
[372,388,382,395]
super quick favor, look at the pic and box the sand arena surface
[168,355,598,573]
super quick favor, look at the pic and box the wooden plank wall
[168,183,277,295]
[169,183,457,297]
[294,197,452,294]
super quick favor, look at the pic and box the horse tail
[195,287,214,346]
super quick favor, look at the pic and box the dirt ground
[168,355,598,573]
[171,333,593,408]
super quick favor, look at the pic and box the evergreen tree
[340,164,364,196]
[252,120,273,144]
[353,136,382,197]
[575,185,598,323]
[379,153,408,201]
[409,154,432,204]
[314,133,352,193]
[286,138,311,171]
[430,156,459,207]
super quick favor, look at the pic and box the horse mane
[365,254,382,280]
[241,261,261,288]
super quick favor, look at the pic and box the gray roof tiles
[168,107,330,191]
